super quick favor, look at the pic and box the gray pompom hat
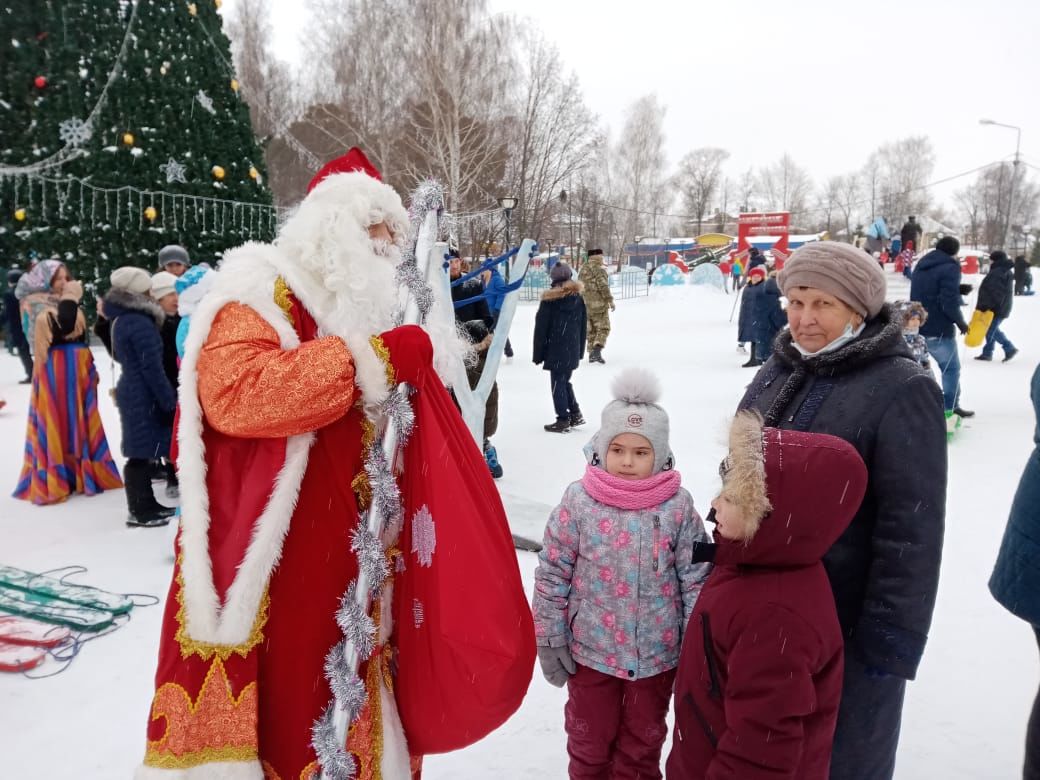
[585,367,674,474]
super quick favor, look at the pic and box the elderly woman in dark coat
[102,267,178,527]
[990,363,1040,779]
[738,241,947,780]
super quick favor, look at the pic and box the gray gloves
[538,645,576,688]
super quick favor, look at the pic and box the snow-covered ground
[0,269,1036,778]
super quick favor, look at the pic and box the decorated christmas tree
[0,0,274,298]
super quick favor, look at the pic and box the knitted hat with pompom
[588,367,674,474]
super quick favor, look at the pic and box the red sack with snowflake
[391,369,535,756]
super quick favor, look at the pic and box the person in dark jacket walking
[899,216,922,253]
[738,265,767,367]
[739,241,947,780]
[990,363,1040,780]
[753,272,786,359]
[667,411,868,780]
[3,269,32,382]
[911,236,973,424]
[533,262,586,432]
[1015,254,1032,296]
[975,250,1018,363]
[102,267,178,527]
[746,246,767,270]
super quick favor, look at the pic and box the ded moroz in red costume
[137,149,535,779]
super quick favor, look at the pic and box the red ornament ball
[34,76,47,89]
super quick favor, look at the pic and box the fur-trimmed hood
[541,280,584,301]
[102,287,165,326]
[711,411,868,568]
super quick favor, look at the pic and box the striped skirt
[14,343,123,505]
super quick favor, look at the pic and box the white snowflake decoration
[58,117,92,147]
[159,158,188,184]
[195,90,215,115]
[411,505,436,568]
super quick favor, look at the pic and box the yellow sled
[965,309,994,348]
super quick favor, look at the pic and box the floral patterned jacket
[532,480,711,680]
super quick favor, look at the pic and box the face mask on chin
[794,320,866,357]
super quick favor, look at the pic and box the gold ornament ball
[249,166,259,180]
[215,0,222,7]
[188,3,198,16]
[122,132,135,146]
[212,165,225,180]
[14,208,27,222]
[230,78,239,92]
[144,206,158,222]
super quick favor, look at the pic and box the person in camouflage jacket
[578,250,615,364]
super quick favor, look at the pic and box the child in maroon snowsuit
[666,411,868,780]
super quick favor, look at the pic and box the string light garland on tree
[0,0,274,298]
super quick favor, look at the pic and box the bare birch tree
[758,153,813,219]
[675,147,729,235]
[613,94,667,241]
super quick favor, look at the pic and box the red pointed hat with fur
[307,146,382,193]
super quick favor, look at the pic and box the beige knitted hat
[778,241,887,318]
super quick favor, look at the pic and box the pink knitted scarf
[581,465,682,510]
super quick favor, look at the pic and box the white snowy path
[0,270,1035,778]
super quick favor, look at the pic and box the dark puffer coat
[990,364,1040,626]
[753,277,786,348]
[737,280,764,343]
[910,248,969,338]
[976,253,1014,319]
[532,281,587,371]
[668,427,868,780]
[103,289,177,459]
[738,304,947,680]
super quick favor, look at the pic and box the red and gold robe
[137,244,534,779]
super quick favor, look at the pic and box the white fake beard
[294,236,470,385]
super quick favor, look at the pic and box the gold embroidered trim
[274,276,295,326]
[368,334,396,389]
[351,401,377,511]
[174,555,270,660]
[144,657,259,768]
[299,760,320,780]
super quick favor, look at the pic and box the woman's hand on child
[537,645,576,688]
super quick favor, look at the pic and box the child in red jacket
[666,411,868,780]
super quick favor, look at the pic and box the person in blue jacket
[990,363,1040,779]
[738,265,767,367]
[483,265,513,358]
[910,236,972,422]
[754,271,786,359]
[101,267,178,527]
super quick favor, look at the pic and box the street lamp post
[980,119,1022,249]
[498,196,518,252]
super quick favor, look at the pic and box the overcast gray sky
[225,0,1040,211]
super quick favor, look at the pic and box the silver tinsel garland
[335,582,377,662]
[313,180,444,779]
[351,524,390,598]
[312,704,359,780]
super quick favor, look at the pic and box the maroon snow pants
[565,663,676,779]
